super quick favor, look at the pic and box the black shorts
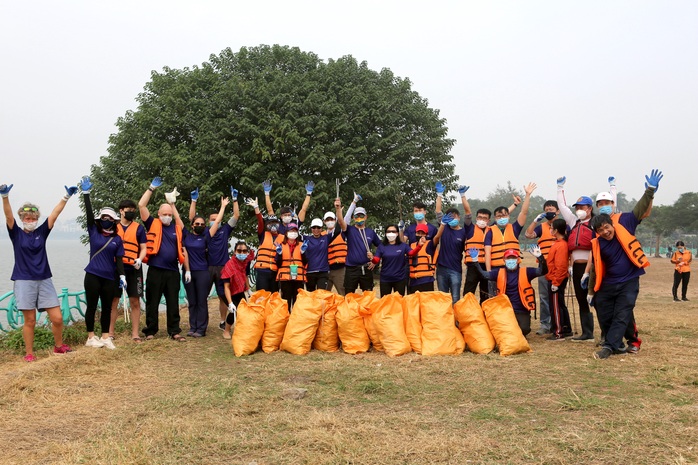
[114,266,144,298]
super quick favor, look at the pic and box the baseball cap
[98,207,120,220]
[573,196,593,207]
[286,223,299,230]
[310,218,323,228]
[503,249,519,259]
[354,207,367,216]
[596,192,613,203]
[416,224,428,234]
[323,211,336,220]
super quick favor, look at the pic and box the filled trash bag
[232,298,266,357]
[482,294,532,356]
[261,292,290,353]
[336,293,370,354]
[356,291,383,351]
[372,293,411,357]
[280,289,324,355]
[402,292,422,354]
[453,293,495,355]
[419,291,460,356]
[312,290,341,352]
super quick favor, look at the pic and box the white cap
[323,211,336,220]
[354,207,367,216]
[98,207,120,220]
[310,218,323,228]
[596,192,613,203]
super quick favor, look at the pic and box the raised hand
[245,197,258,209]
[441,213,454,225]
[64,185,78,197]
[534,213,546,223]
[221,197,230,208]
[165,188,180,204]
[645,169,663,190]
[191,187,199,201]
[0,184,13,198]
[528,244,542,258]
[556,176,566,188]
[79,176,93,194]
[263,179,272,194]
[353,192,362,203]
[435,181,445,195]
[230,186,238,201]
[305,181,315,195]
[458,185,470,196]
[608,176,616,187]
[524,182,537,195]
[150,177,163,190]
[398,220,405,230]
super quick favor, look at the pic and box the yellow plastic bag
[402,293,422,354]
[279,289,324,355]
[454,293,495,355]
[453,324,465,354]
[312,290,341,352]
[249,289,272,305]
[336,293,370,354]
[232,299,266,357]
[360,291,384,352]
[482,294,532,356]
[419,291,459,356]
[373,293,411,357]
[261,292,290,353]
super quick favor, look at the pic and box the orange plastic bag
[249,289,272,305]
[454,293,495,355]
[373,293,411,357]
[280,289,324,355]
[336,293,370,354]
[402,293,422,354]
[232,299,266,356]
[453,324,465,354]
[482,294,532,356]
[357,291,383,351]
[419,291,459,356]
[312,290,341,352]
[261,292,290,353]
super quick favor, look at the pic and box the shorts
[114,267,144,298]
[13,279,60,311]
[208,265,225,296]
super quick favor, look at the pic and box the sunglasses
[353,214,366,218]
[236,249,249,253]
[193,223,205,226]
[22,207,39,212]
[386,230,398,234]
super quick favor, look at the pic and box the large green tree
[89,45,456,240]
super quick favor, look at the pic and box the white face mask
[576,209,587,220]
[23,221,38,231]
[386,233,398,242]
[159,215,173,226]
[286,231,299,240]
[282,216,292,224]
[324,221,336,229]
[476,219,488,229]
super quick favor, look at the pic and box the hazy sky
[1,1,697,221]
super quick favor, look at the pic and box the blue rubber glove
[230,186,238,201]
[556,176,566,188]
[353,192,362,203]
[301,241,309,253]
[119,275,127,290]
[64,185,78,197]
[645,169,663,190]
[468,248,479,261]
[398,220,405,230]
[0,183,14,198]
[150,177,162,190]
[191,187,199,201]
[305,181,315,195]
[535,213,546,223]
[275,243,283,254]
[435,181,445,196]
[581,273,589,289]
[263,180,272,194]
[79,176,93,194]
[441,213,453,225]
[608,176,616,187]
[458,185,470,196]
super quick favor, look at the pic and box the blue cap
[573,196,593,207]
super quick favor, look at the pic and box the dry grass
[1,258,697,464]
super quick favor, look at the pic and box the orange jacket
[671,250,692,273]
[546,239,569,287]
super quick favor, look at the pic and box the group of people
[0,168,666,361]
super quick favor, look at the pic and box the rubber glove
[245,197,258,209]
[79,176,93,194]
[468,248,479,261]
[435,181,445,196]
[568,266,573,278]
[191,187,199,201]
[275,243,283,254]
[353,192,362,203]
[441,213,453,225]
[165,188,179,204]
[228,302,237,325]
[535,213,546,223]
[551,285,559,292]
[184,271,191,284]
[458,185,470,196]
[528,244,542,258]
[133,258,142,270]
[119,275,127,290]
[305,181,315,195]
[556,176,566,188]
[580,273,590,290]
[0,184,14,198]
[230,186,238,201]
[645,169,663,190]
[608,176,616,187]
[587,294,594,307]
[301,241,309,253]
[398,220,405,230]
[263,179,272,194]
[64,185,78,200]
[150,177,162,190]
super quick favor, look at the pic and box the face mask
[354,219,366,226]
[576,209,587,220]
[598,206,612,215]
[386,233,398,241]
[124,211,136,221]
[209,221,215,228]
[544,212,556,221]
[414,212,425,221]
[448,219,459,228]
[193,225,205,234]
[476,219,488,229]
[23,221,38,231]
[236,253,248,261]
[281,216,292,224]
[678,248,685,253]
[496,217,509,227]
[159,215,173,226]
[100,219,115,231]
[505,259,518,270]
[287,231,299,240]
[324,221,335,229]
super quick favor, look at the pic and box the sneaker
[536,328,551,336]
[561,332,574,338]
[673,297,680,302]
[85,336,105,348]
[186,331,195,337]
[222,331,231,340]
[191,333,203,338]
[53,344,73,355]
[100,338,117,350]
[571,335,594,342]
[682,297,689,302]
[594,347,612,359]
[546,335,566,341]
[24,354,37,362]
[627,345,640,354]
[218,321,225,331]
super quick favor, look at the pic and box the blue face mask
[678,248,685,253]
[414,212,425,221]
[598,205,613,215]
[505,259,518,270]
[496,217,509,227]
[236,253,248,261]
[209,221,215,228]
[448,219,459,228]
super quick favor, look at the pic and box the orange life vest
[117,222,142,266]
[537,223,555,259]
[276,241,306,282]
[489,224,520,268]
[496,267,536,312]
[409,241,438,279]
[590,214,649,292]
[326,231,347,266]
[144,219,184,264]
[254,231,283,273]
[465,226,487,264]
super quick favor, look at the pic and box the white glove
[528,244,542,258]
[184,271,191,283]
[119,275,127,290]
[133,258,142,270]
[165,188,180,204]
[568,266,573,278]
[535,213,546,223]
[353,192,362,203]
[581,272,590,289]
[551,285,559,292]
[228,302,237,326]
[587,294,594,306]
[245,197,259,209]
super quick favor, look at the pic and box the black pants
[515,312,531,336]
[573,262,594,337]
[595,277,640,352]
[256,270,278,293]
[143,267,182,337]
[84,272,116,333]
[463,263,489,303]
[408,281,435,294]
[344,265,374,294]
[225,292,246,325]
[306,272,330,292]
[549,278,572,337]
[183,269,211,335]
[279,280,304,312]
[673,271,690,299]
[380,279,406,297]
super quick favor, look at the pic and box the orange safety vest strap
[118,223,141,266]
[496,268,536,312]
[465,227,486,263]
[255,232,280,272]
[489,225,520,268]
[410,241,437,279]
[327,232,347,265]
[145,219,184,264]
[277,243,306,282]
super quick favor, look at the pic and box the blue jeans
[436,267,462,304]
[538,277,551,331]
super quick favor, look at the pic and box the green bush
[0,323,89,354]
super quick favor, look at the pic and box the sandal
[145,335,155,341]
[132,337,143,343]
[171,334,186,342]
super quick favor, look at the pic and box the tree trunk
[654,234,662,257]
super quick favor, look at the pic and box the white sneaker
[85,336,105,348]
[100,337,117,350]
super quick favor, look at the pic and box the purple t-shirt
[344,226,381,267]
[437,226,467,272]
[483,267,542,314]
[84,224,125,280]
[207,223,234,266]
[405,222,439,245]
[375,242,411,282]
[8,221,53,280]
[183,228,209,272]
[302,233,335,273]
[144,217,180,271]
[597,212,646,285]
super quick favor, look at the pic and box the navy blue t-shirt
[375,242,411,282]
[84,224,124,280]
[8,221,53,280]
[183,228,209,271]
[207,223,234,266]
[437,226,467,272]
[144,217,180,271]
[597,213,646,285]
[302,233,333,273]
[344,226,381,267]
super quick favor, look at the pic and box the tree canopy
[89,44,456,239]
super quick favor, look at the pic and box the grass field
[1,258,696,465]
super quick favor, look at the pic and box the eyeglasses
[193,223,205,226]
[386,230,398,234]
[236,249,249,253]
[22,207,38,212]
